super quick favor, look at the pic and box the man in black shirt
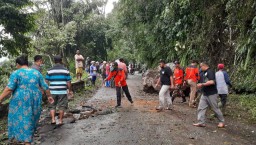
[193,62,225,128]
[155,60,174,111]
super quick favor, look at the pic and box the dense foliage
[0,0,35,56]
[0,0,110,88]
[0,0,255,93]
[107,0,256,93]
[32,0,110,65]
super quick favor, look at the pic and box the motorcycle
[129,67,135,75]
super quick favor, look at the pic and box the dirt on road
[40,75,256,145]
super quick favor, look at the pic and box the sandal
[155,106,164,111]
[193,123,206,127]
[51,121,56,125]
[165,107,172,110]
[217,123,225,128]
[189,104,197,108]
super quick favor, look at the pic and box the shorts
[91,76,97,82]
[76,67,83,74]
[48,94,68,111]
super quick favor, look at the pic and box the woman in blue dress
[0,55,54,145]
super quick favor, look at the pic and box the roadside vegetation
[0,0,256,143]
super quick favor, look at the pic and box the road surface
[41,74,256,145]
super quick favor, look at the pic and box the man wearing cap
[215,63,232,115]
[45,55,72,125]
[155,59,174,110]
[104,62,133,108]
[75,49,84,81]
[172,61,186,103]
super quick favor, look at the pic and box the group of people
[75,49,134,108]
[0,51,130,145]
[75,49,113,87]
[0,55,72,145]
[0,52,232,144]
[75,49,99,85]
[156,59,232,128]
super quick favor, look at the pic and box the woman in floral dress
[0,55,54,145]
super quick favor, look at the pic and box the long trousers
[159,85,172,108]
[187,80,197,106]
[116,85,133,106]
[219,94,227,107]
[171,84,186,102]
[105,75,110,87]
[197,94,225,124]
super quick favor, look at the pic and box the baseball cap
[218,64,224,69]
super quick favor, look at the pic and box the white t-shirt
[75,54,84,68]
[215,71,228,94]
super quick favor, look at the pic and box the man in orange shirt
[172,61,186,103]
[105,62,133,108]
[184,60,200,107]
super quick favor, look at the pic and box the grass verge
[227,94,256,124]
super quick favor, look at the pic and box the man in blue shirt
[45,55,72,125]
[90,61,97,85]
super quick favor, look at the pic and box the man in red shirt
[172,61,186,103]
[105,62,133,108]
[184,60,200,107]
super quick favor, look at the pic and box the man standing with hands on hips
[155,59,174,111]
[193,61,225,128]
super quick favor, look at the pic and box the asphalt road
[41,74,256,145]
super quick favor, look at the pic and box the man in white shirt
[75,49,84,81]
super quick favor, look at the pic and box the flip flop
[56,123,64,127]
[193,123,206,127]
[217,123,225,128]
[51,121,56,125]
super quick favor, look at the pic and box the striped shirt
[45,64,72,95]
